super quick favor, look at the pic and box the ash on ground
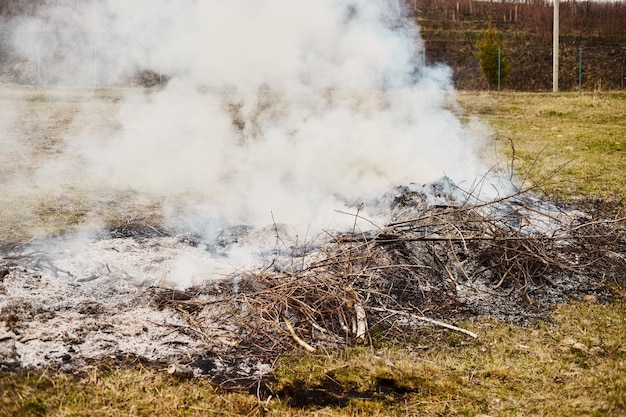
[1,182,624,387]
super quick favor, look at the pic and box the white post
[553,0,559,93]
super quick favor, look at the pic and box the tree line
[405,0,626,40]
[1,0,624,90]
[2,0,624,40]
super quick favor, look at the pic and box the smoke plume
[5,0,510,281]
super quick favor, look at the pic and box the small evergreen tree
[476,20,511,90]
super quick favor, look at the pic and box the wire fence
[427,37,626,91]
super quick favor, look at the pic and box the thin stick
[411,315,478,339]
[334,208,383,231]
[282,316,316,353]
[370,307,478,339]
[569,216,626,232]
[374,234,609,243]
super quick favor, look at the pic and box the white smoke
[5,0,511,283]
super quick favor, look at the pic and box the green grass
[454,91,626,200]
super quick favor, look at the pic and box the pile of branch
[151,190,626,381]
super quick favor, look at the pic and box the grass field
[1,90,625,417]
[454,91,626,200]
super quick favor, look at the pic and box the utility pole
[553,0,559,92]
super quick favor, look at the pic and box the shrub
[476,20,512,90]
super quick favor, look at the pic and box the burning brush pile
[2,181,624,388]
[1,0,624,393]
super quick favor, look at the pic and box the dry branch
[370,307,478,339]
[282,315,316,353]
